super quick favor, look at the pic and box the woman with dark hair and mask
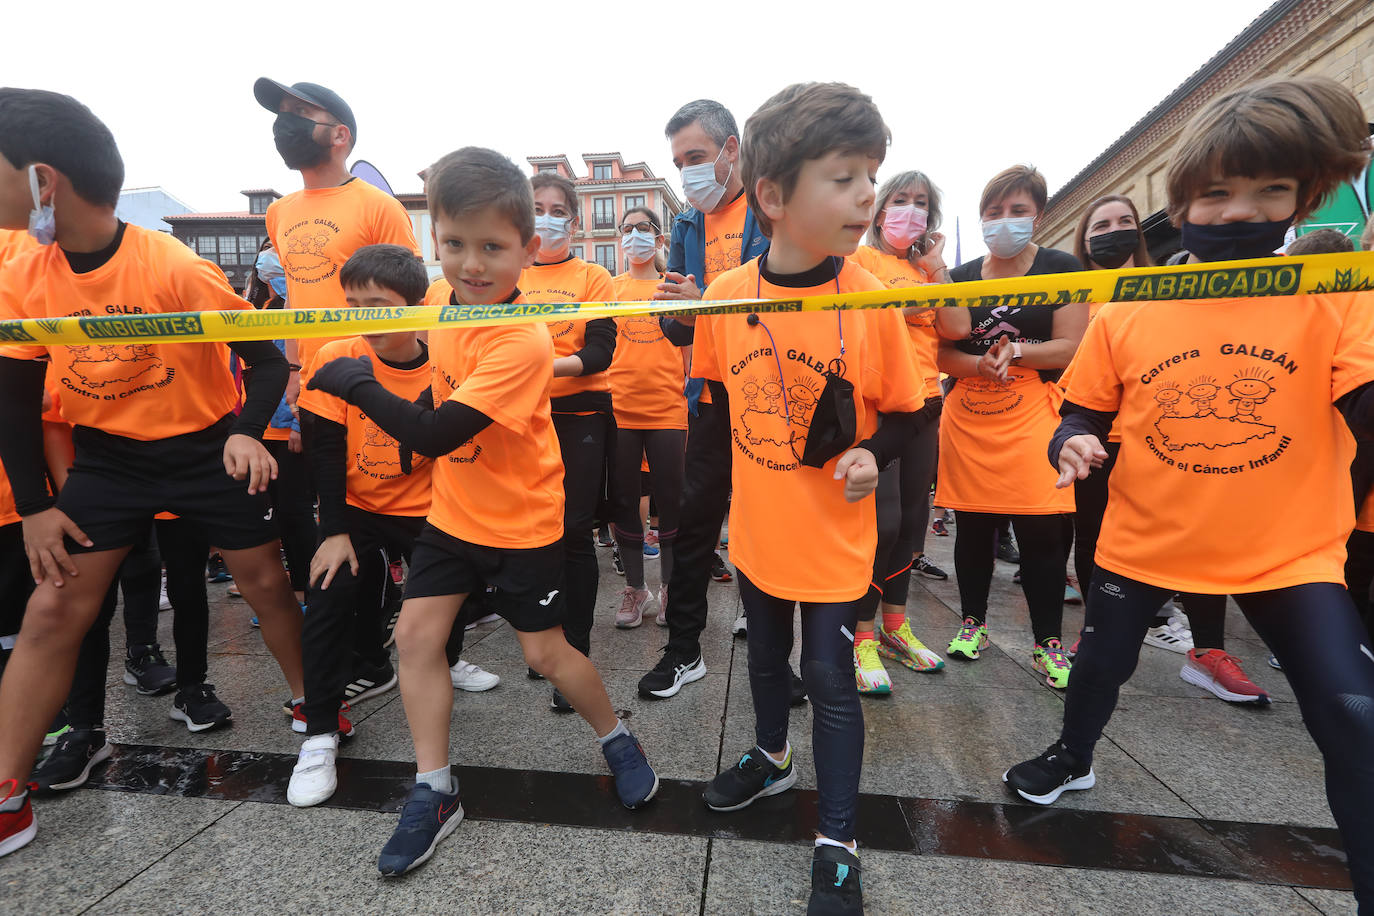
[936,165,1086,689]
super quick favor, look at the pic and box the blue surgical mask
[982,216,1035,259]
[1181,218,1292,262]
[620,228,658,265]
[681,144,732,212]
[255,248,288,298]
[27,166,56,245]
[535,213,571,258]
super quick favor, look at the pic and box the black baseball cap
[254,78,357,143]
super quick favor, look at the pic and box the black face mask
[273,111,331,170]
[1087,229,1139,269]
[1181,217,1293,263]
[800,357,857,469]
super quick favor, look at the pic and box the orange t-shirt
[1058,302,1122,444]
[702,191,749,287]
[692,258,926,602]
[850,246,939,399]
[265,179,421,378]
[519,257,615,402]
[0,225,244,441]
[609,274,687,430]
[0,231,41,525]
[1066,293,1374,593]
[297,336,433,518]
[423,276,452,306]
[426,301,565,549]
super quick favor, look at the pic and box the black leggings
[265,439,318,594]
[552,412,611,656]
[1062,570,1374,907]
[120,532,162,649]
[611,428,685,590]
[739,572,863,843]
[861,410,942,620]
[953,511,1066,645]
[904,408,940,560]
[1346,529,1374,642]
[0,522,33,645]
[1071,443,1118,595]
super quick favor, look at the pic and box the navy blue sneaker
[704,745,797,811]
[807,844,863,915]
[377,782,464,876]
[601,731,659,809]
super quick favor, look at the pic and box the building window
[571,245,584,261]
[624,195,645,211]
[593,163,612,181]
[538,165,558,174]
[249,197,267,215]
[595,244,617,275]
[197,236,217,256]
[220,236,240,265]
[240,236,260,262]
[592,197,615,230]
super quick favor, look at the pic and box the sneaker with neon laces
[704,745,797,811]
[343,661,398,705]
[1180,649,1270,704]
[601,730,659,808]
[449,660,500,692]
[710,552,733,583]
[287,732,339,807]
[947,618,989,660]
[878,620,945,671]
[615,586,652,628]
[30,727,111,793]
[287,700,356,736]
[0,779,36,859]
[377,782,464,876]
[1032,640,1072,689]
[655,585,668,627]
[808,843,863,916]
[124,644,177,696]
[854,639,892,695]
[1002,740,1096,805]
[1144,615,1193,654]
[169,683,232,732]
[914,555,948,580]
[43,709,70,747]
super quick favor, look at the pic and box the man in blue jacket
[638,100,776,701]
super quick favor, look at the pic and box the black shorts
[59,414,278,554]
[403,524,565,633]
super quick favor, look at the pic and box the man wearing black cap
[253,78,420,752]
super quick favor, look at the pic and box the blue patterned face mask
[27,166,56,245]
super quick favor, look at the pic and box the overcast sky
[9,0,1277,260]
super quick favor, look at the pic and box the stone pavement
[0,532,1356,915]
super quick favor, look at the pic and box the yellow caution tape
[1,251,1370,347]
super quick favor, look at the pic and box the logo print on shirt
[66,344,163,388]
[1154,371,1278,452]
[620,317,665,344]
[546,320,575,338]
[280,219,341,284]
[958,376,1023,416]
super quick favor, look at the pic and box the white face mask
[27,166,56,245]
[681,144,733,212]
[620,229,658,265]
[534,213,571,258]
[982,216,1035,259]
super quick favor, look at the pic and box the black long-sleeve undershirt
[572,317,617,375]
[662,317,695,347]
[227,340,288,440]
[300,409,350,537]
[0,357,53,515]
[1048,401,1117,470]
[341,379,494,459]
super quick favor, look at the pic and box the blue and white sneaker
[601,731,659,809]
[377,782,464,876]
[703,745,797,811]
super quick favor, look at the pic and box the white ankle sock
[815,836,857,853]
[417,765,455,795]
[761,743,790,768]
[597,719,629,745]
[0,787,25,812]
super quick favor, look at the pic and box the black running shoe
[638,648,707,699]
[807,844,863,915]
[550,687,573,712]
[595,526,614,548]
[124,644,177,696]
[704,746,797,811]
[343,661,398,705]
[996,533,1020,564]
[31,727,111,793]
[914,555,949,581]
[1002,741,1096,805]
[170,683,233,732]
[790,669,808,706]
[206,553,232,583]
[527,667,545,681]
[710,553,733,583]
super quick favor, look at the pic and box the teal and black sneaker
[703,746,797,812]
[807,844,863,915]
[43,708,71,747]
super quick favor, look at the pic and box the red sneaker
[388,559,405,586]
[1180,649,1270,704]
[0,779,37,858]
[287,701,356,737]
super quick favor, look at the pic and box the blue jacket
[665,199,770,413]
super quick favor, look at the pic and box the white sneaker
[1144,616,1193,654]
[450,660,500,692]
[655,586,668,627]
[732,611,748,637]
[158,579,172,612]
[287,733,339,807]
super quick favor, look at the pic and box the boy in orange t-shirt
[307,148,657,876]
[691,84,925,914]
[1003,77,1374,908]
[0,89,305,859]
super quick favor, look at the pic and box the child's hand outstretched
[223,433,279,495]
[1056,434,1109,488]
[834,447,880,502]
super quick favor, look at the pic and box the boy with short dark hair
[287,243,433,807]
[691,83,926,915]
[0,88,305,859]
[307,147,657,876]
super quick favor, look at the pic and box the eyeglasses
[619,221,658,235]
